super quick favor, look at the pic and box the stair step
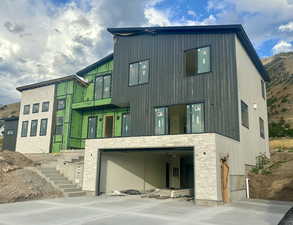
[54,180,73,185]
[63,188,82,192]
[66,191,86,197]
[58,184,77,189]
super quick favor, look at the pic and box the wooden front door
[104,115,114,138]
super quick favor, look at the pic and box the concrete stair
[40,167,86,197]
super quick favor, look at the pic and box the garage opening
[97,147,194,198]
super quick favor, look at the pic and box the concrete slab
[0,196,291,225]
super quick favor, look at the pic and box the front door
[104,115,114,138]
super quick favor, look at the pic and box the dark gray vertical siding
[112,32,239,140]
[3,119,18,151]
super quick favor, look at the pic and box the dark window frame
[32,103,40,114]
[30,119,38,137]
[55,116,64,135]
[185,45,212,76]
[186,103,205,134]
[42,101,50,112]
[23,105,30,115]
[57,99,66,111]
[121,112,130,137]
[154,106,169,135]
[39,118,48,136]
[259,117,265,139]
[261,80,266,99]
[21,121,29,137]
[128,59,150,87]
[87,116,97,139]
[94,74,112,100]
[241,100,249,129]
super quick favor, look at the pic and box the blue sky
[1,0,293,104]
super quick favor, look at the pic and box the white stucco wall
[16,85,55,153]
[235,36,270,165]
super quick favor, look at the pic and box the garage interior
[97,147,194,197]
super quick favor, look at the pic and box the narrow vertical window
[88,117,97,138]
[197,47,210,74]
[57,99,66,110]
[42,102,49,112]
[261,80,266,99]
[122,113,130,137]
[23,105,30,115]
[259,117,265,139]
[95,76,103,99]
[30,120,38,137]
[139,60,149,84]
[55,117,64,135]
[103,75,111,98]
[129,63,139,86]
[95,75,112,99]
[32,103,40,113]
[155,107,168,135]
[40,119,48,136]
[241,101,249,128]
[21,121,29,137]
[186,103,204,133]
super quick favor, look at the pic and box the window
[185,46,211,75]
[155,107,168,135]
[30,120,38,137]
[261,80,266,99]
[6,130,15,136]
[57,99,66,110]
[95,75,112,99]
[32,103,40,113]
[40,119,48,136]
[55,117,63,135]
[129,60,149,86]
[241,101,249,128]
[87,117,97,138]
[259,117,265,139]
[186,103,204,133]
[23,105,30,115]
[42,102,49,112]
[21,121,29,137]
[122,113,130,137]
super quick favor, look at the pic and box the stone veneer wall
[82,133,224,202]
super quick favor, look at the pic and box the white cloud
[279,22,293,32]
[187,10,196,18]
[272,40,293,54]
[144,7,171,26]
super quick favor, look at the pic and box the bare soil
[0,150,62,203]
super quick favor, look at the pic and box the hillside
[0,102,20,119]
[262,52,293,137]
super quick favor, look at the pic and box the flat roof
[16,75,88,92]
[108,24,269,81]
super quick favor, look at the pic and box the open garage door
[96,147,194,196]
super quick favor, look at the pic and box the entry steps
[40,167,86,197]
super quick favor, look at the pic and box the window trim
[21,121,29,137]
[32,103,40,114]
[55,116,64,135]
[128,59,150,87]
[57,98,66,111]
[241,100,249,129]
[23,105,30,115]
[261,80,266,99]
[39,118,48,136]
[186,102,205,134]
[94,73,112,100]
[259,117,265,139]
[121,112,130,137]
[42,101,50,112]
[87,116,97,139]
[184,45,212,76]
[30,119,38,137]
[154,106,169,135]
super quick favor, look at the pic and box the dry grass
[270,138,293,150]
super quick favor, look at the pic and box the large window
[155,107,168,135]
[55,117,64,135]
[23,105,30,115]
[186,103,204,133]
[42,101,49,112]
[95,74,112,99]
[241,101,249,128]
[30,120,38,137]
[185,46,211,75]
[32,103,40,113]
[122,113,130,137]
[40,119,48,136]
[259,117,265,139]
[87,117,97,138]
[261,80,266,99]
[129,60,149,86]
[57,99,66,110]
[21,121,29,137]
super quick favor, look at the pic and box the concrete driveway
[0,196,291,225]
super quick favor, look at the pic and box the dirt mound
[0,150,62,203]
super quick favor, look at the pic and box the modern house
[15,25,269,205]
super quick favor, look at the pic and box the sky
[1,0,293,104]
